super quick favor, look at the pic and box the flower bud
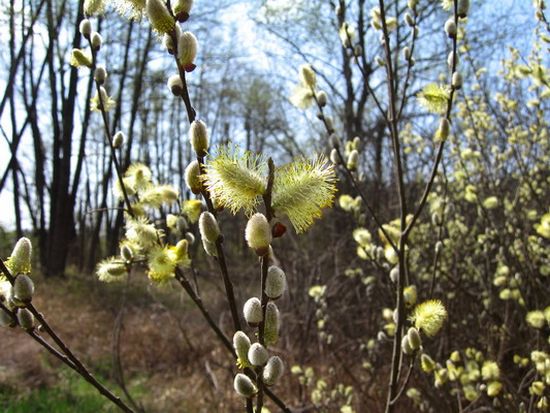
[389,267,399,283]
[185,232,195,245]
[436,118,451,141]
[263,355,284,386]
[435,241,443,254]
[444,18,457,38]
[112,131,125,149]
[121,245,133,261]
[7,237,32,275]
[404,285,417,307]
[0,307,15,327]
[347,149,359,170]
[243,297,263,326]
[316,91,327,107]
[198,211,220,243]
[233,331,251,368]
[401,335,414,355]
[452,72,463,89]
[172,0,193,22]
[167,74,184,96]
[234,373,257,398]
[265,302,280,345]
[184,161,202,194]
[177,31,198,72]
[272,222,286,238]
[457,0,470,18]
[329,133,340,148]
[189,120,209,157]
[146,0,175,34]
[353,44,363,57]
[330,148,339,164]
[201,239,217,257]
[248,342,269,366]
[407,327,422,350]
[421,353,436,372]
[403,46,412,62]
[324,116,334,133]
[265,266,286,300]
[91,32,102,51]
[376,56,385,66]
[405,13,415,27]
[245,213,272,256]
[13,274,34,304]
[17,308,35,330]
[447,51,458,70]
[94,65,107,85]
[79,19,92,38]
[163,34,175,54]
[407,0,418,11]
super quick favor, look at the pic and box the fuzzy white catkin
[189,120,209,157]
[452,72,463,89]
[79,19,92,37]
[17,308,34,330]
[233,331,251,365]
[444,19,457,38]
[13,274,34,303]
[263,356,284,386]
[265,266,286,299]
[94,66,107,84]
[177,31,198,68]
[401,335,414,355]
[167,74,184,96]
[198,212,220,243]
[91,32,102,51]
[407,327,422,350]
[112,131,125,149]
[184,161,202,194]
[0,307,14,327]
[233,373,257,398]
[264,302,280,345]
[243,297,263,326]
[248,343,269,366]
[458,0,470,18]
[245,213,272,255]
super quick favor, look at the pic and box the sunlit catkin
[263,355,284,386]
[198,212,220,243]
[248,342,269,366]
[233,373,257,398]
[245,213,272,256]
[13,275,34,304]
[265,266,286,299]
[243,297,263,326]
[189,120,209,157]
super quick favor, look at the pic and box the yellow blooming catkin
[411,299,448,337]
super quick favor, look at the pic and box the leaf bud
[184,160,203,194]
[198,211,220,243]
[91,32,102,51]
[263,356,284,386]
[245,213,272,256]
[17,308,35,330]
[233,373,257,398]
[248,342,269,366]
[243,297,263,326]
[272,222,287,238]
[189,120,209,157]
[79,19,92,38]
[266,266,286,300]
[13,274,34,304]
